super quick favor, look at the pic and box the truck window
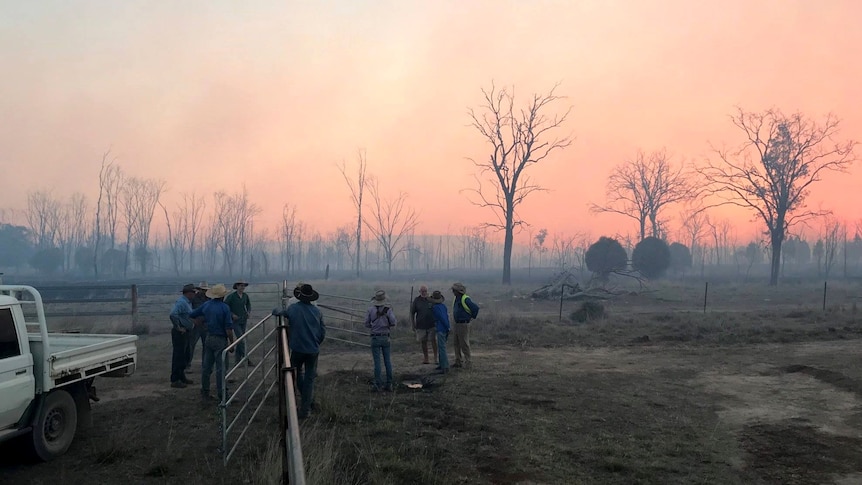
[0,308,21,359]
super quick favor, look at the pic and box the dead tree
[364,178,420,274]
[703,108,856,285]
[465,82,572,285]
[338,151,369,277]
[213,188,260,276]
[26,190,62,249]
[592,149,695,241]
[92,150,118,278]
[131,178,166,274]
[278,204,300,275]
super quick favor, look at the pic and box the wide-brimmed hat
[181,283,197,294]
[206,284,228,299]
[195,281,210,290]
[233,279,249,290]
[371,290,390,306]
[429,290,445,304]
[451,282,467,293]
[293,283,319,302]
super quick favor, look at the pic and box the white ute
[0,285,138,461]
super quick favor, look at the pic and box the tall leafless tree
[25,190,61,249]
[592,149,696,241]
[364,178,420,274]
[131,178,165,274]
[278,204,300,275]
[702,108,856,285]
[465,82,572,284]
[92,150,118,278]
[212,188,260,276]
[338,151,369,277]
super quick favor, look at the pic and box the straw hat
[206,284,228,299]
[451,282,467,293]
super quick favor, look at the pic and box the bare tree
[92,151,118,278]
[819,216,842,279]
[212,188,260,276]
[131,178,166,273]
[364,178,420,274]
[56,193,89,273]
[278,204,300,275]
[592,149,695,241]
[465,82,572,284]
[26,190,61,249]
[703,108,856,285]
[338,151,369,277]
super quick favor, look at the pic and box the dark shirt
[224,291,251,321]
[190,299,234,337]
[410,296,435,330]
[191,293,209,309]
[274,302,326,354]
[452,294,480,323]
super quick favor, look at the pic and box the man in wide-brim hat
[169,284,197,388]
[450,282,480,369]
[272,283,324,418]
[191,284,236,401]
[225,280,252,367]
[186,281,211,370]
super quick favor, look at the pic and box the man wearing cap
[225,280,252,367]
[272,283,326,418]
[190,284,236,401]
[410,285,437,365]
[186,282,210,371]
[169,284,197,388]
[451,282,480,369]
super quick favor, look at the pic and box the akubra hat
[293,283,319,302]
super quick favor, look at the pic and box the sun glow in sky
[2,0,862,244]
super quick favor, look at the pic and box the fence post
[131,284,139,329]
[823,281,827,311]
[276,319,289,484]
[703,282,708,314]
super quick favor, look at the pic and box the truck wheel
[31,390,78,461]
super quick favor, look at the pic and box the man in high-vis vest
[450,282,480,368]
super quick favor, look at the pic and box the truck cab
[0,285,138,461]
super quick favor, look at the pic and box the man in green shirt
[225,280,252,367]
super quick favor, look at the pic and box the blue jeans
[437,331,449,370]
[202,335,228,399]
[232,319,247,365]
[370,335,393,388]
[290,351,318,416]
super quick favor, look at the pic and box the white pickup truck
[0,285,138,461]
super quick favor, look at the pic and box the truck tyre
[31,390,78,461]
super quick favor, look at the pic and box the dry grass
[6,278,862,484]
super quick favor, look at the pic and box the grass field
[3,278,862,484]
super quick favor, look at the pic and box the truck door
[0,306,35,430]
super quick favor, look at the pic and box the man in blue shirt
[272,283,326,419]
[169,284,197,388]
[190,284,235,401]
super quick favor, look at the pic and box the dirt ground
[3,280,862,484]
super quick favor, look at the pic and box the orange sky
[2,0,862,246]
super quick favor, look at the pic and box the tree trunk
[769,234,782,286]
[502,205,514,285]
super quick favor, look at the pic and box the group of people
[367,282,480,392]
[167,278,480,420]
[168,280,254,401]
